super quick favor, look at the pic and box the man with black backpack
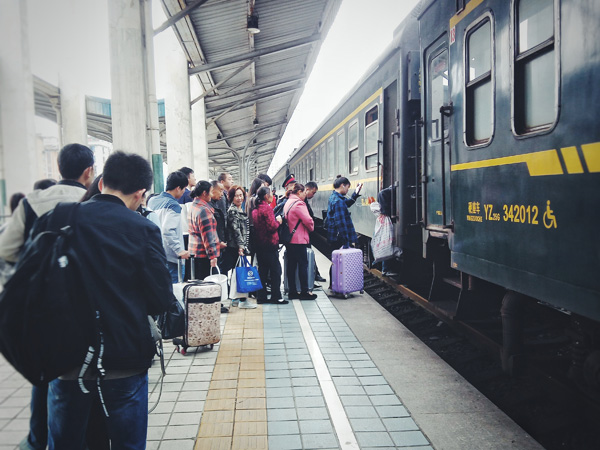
[0,143,94,450]
[25,152,172,449]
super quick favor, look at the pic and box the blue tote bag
[235,256,263,293]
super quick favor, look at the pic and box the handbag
[156,297,185,340]
[235,255,263,293]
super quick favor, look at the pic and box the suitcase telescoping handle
[177,257,184,283]
[190,255,196,280]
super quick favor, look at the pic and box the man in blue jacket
[33,152,173,449]
[148,171,190,282]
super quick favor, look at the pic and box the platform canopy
[34,0,342,182]
[160,0,341,180]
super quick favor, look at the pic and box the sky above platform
[27,0,420,174]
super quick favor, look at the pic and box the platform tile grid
[0,288,434,450]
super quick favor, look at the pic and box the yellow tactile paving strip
[194,307,267,450]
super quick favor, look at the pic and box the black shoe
[299,292,317,300]
[288,292,300,300]
[257,298,269,304]
[274,298,289,305]
[315,275,327,282]
[221,306,229,313]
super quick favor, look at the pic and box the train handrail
[391,131,400,223]
[410,117,424,227]
[439,104,454,230]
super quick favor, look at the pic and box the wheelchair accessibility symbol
[543,200,557,229]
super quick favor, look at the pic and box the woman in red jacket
[252,186,288,304]
[283,183,317,300]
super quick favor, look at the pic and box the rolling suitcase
[173,257,222,355]
[283,247,317,293]
[331,247,364,298]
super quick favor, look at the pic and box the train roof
[280,7,420,167]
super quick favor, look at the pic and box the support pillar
[59,80,88,146]
[0,0,38,210]
[107,0,159,166]
[191,80,209,180]
[164,40,192,175]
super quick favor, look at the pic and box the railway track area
[359,270,600,450]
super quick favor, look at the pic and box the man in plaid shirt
[189,180,220,280]
[326,176,361,248]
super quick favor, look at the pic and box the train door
[382,80,398,191]
[423,37,452,230]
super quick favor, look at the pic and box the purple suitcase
[331,247,364,298]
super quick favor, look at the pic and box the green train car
[273,0,600,383]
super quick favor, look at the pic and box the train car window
[348,121,359,174]
[465,19,493,145]
[327,138,335,179]
[320,145,326,181]
[364,105,379,171]
[514,0,556,134]
[428,51,449,145]
[337,129,345,175]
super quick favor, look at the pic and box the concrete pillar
[0,0,38,211]
[57,0,88,147]
[191,80,209,180]
[107,0,159,163]
[164,41,192,175]
[59,80,88,146]
[142,0,162,193]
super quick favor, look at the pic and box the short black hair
[217,173,230,182]
[210,180,221,189]
[57,144,94,180]
[102,151,153,195]
[178,167,194,178]
[333,176,351,189]
[257,173,272,186]
[9,193,25,214]
[33,178,57,190]
[166,171,188,191]
[305,181,318,190]
[190,180,212,199]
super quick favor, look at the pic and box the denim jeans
[167,261,183,283]
[22,385,48,450]
[48,372,148,450]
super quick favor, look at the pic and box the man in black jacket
[34,152,172,449]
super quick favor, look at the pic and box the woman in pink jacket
[283,183,317,300]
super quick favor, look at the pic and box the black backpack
[278,200,301,246]
[0,203,99,386]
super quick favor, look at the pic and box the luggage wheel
[360,290,364,294]
[344,294,349,299]
[180,347,188,355]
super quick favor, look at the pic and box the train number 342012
[502,204,539,225]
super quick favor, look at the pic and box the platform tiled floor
[0,289,433,450]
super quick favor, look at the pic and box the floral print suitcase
[331,247,364,298]
[174,281,221,354]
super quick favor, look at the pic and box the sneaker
[315,275,327,282]
[231,299,240,307]
[274,298,289,305]
[238,300,257,309]
[299,292,317,300]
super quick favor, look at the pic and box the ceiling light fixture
[247,13,260,34]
